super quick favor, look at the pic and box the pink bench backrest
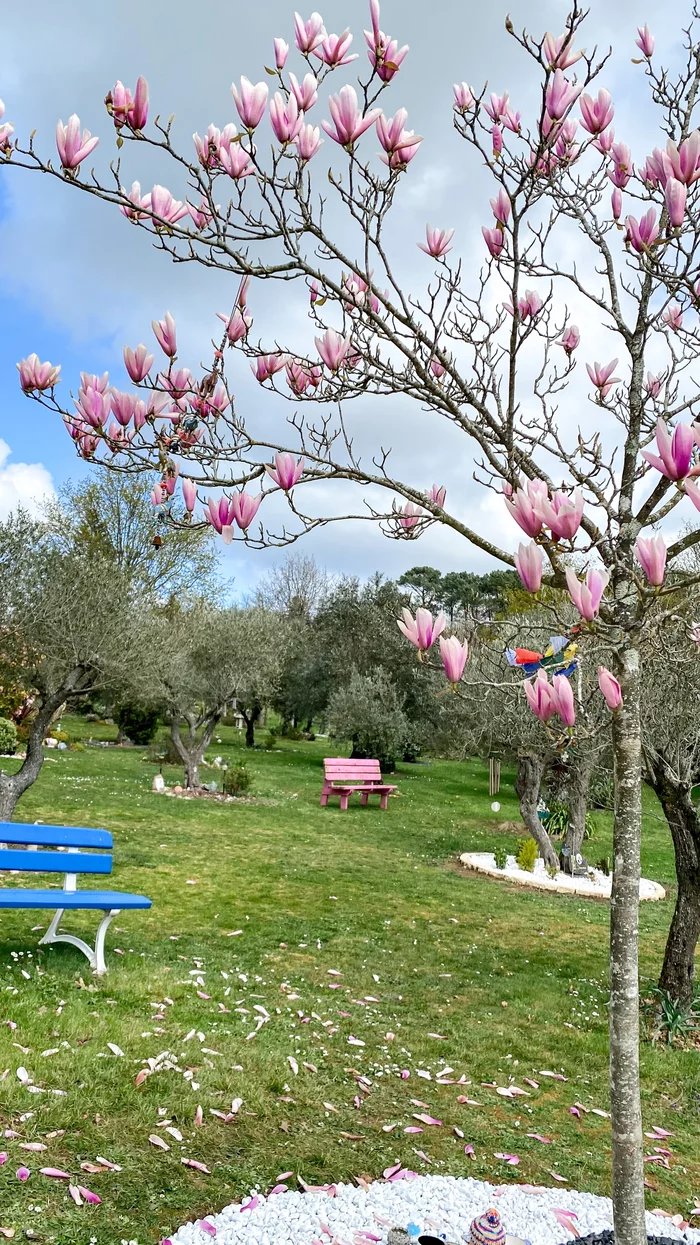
[323,758,383,785]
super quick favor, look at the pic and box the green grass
[0,720,698,1244]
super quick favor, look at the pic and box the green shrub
[222,763,251,796]
[50,730,69,744]
[546,863,559,879]
[493,844,509,870]
[515,837,539,872]
[542,800,594,840]
[69,742,86,753]
[0,717,18,755]
[116,701,160,746]
[327,667,410,771]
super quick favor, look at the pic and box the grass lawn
[0,719,698,1244]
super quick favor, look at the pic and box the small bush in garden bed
[515,837,539,872]
[493,844,509,870]
[222,762,251,795]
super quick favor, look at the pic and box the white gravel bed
[166,1175,699,1245]
[460,853,666,901]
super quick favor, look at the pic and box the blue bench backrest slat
[0,823,112,849]
[0,850,112,875]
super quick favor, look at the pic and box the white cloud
[0,439,54,519]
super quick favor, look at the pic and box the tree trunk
[645,750,700,1007]
[241,704,261,748]
[610,645,646,1245]
[169,713,223,788]
[564,754,593,857]
[0,681,84,822]
[514,752,558,868]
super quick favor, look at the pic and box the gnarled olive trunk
[240,703,261,748]
[0,678,86,822]
[610,646,646,1245]
[514,751,558,868]
[645,749,700,1007]
[564,754,593,857]
[170,713,222,788]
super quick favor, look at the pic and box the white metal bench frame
[36,872,120,976]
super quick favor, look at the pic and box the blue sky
[0,0,691,593]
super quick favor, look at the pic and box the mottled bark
[645,750,700,1007]
[610,646,646,1245]
[514,752,558,869]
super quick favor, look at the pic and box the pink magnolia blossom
[123,343,154,383]
[398,501,422,530]
[316,328,352,370]
[426,483,446,506]
[286,360,321,393]
[314,29,358,67]
[505,483,545,539]
[482,226,505,258]
[188,197,217,230]
[490,188,511,226]
[152,312,177,358]
[398,607,446,651]
[0,119,14,154]
[17,354,61,393]
[535,488,584,540]
[641,418,695,480]
[543,32,581,70]
[206,495,233,534]
[219,143,255,180]
[579,89,614,135]
[664,132,700,185]
[595,127,616,155]
[485,92,510,123]
[515,541,544,593]
[231,490,263,530]
[636,534,667,586]
[342,272,380,314]
[508,290,543,320]
[608,142,633,188]
[429,358,446,379]
[418,225,454,258]
[376,109,416,156]
[266,452,305,490]
[120,179,151,221]
[380,129,421,170]
[636,24,655,57]
[545,69,581,121]
[16,1167,30,1182]
[231,77,269,130]
[453,82,475,112]
[273,38,289,69]
[182,479,197,512]
[662,301,683,331]
[565,565,609,621]
[149,185,189,226]
[294,11,326,53]
[111,76,149,130]
[524,669,557,723]
[625,208,659,252]
[364,0,408,82]
[110,390,138,427]
[193,124,227,169]
[289,72,319,112]
[598,666,622,711]
[665,177,687,227]
[75,385,109,428]
[269,92,303,144]
[252,354,287,382]
[322,84,380,148]
[295,123,323,161]
[551,673,576,727]
[492,125,503,158]
[439,634,469,685]
[56,115,99,170]
[560,325,580,354]
[645,371,662,398]
[611,187,623,220]
[217,307,252,344]
[586,358,620,400]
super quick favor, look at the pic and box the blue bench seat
[0,822,152,973]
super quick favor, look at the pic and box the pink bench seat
[321,758,398,810]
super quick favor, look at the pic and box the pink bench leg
[361,792,369,806]
[380,793,389,810]
[320,788,329,806]
[340,791,350,811]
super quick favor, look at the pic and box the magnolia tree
[6,0,700,1234]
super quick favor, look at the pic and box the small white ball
[491,800,501,812]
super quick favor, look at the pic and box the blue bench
[0,823,152,975]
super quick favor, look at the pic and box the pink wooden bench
[320,758,398,811]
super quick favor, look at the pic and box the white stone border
[459,851,665,901]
